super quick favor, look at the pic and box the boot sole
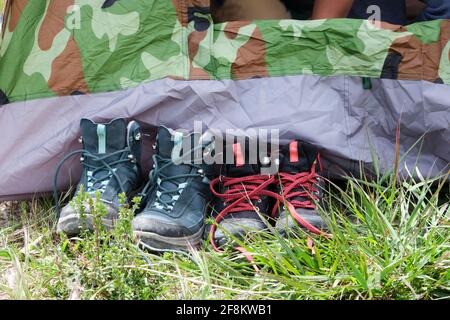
[134,227,205,251]
[56,213,115,236]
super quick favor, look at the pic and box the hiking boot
[274,140,326,235]
[132,127,217,250]
[207,139,276,248]
[56,118,143,236]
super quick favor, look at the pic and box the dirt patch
[0,202,21,229]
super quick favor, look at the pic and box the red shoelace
[208,162,327,273]
[270,163,323,236]
[209,174,277,252]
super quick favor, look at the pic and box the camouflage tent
[0,0,449,200]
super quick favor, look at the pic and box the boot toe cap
[56,200,118,235]
[275,208,327,234]
[132,212,198,238]
[209,218,267,247]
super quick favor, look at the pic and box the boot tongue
[224,141,262,177]
[154,127,206,207]
[80,118,127,155]
[156,126,206,162]
[280,141,318,174]
[155,126,175,159]
[79,118,129,192]
[226,163,261,177]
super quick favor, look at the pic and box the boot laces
[53,147,134,218]
[82,150,133,194]
[141,152,206,212]
[213,175,274,213]
[209,162,325,253]
[209,174,276,251]
[274,164,320,213]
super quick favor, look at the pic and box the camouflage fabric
[0,0,449,104]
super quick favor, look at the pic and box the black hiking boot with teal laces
[56,118,143,236]
[132,126,217,250]
[274,140,327,235]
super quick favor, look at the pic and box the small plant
[54,191,163,299]
[0,172,448,300]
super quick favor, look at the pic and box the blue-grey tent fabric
[0,75,448,200]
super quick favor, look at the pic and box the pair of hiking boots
[56,119,326,250]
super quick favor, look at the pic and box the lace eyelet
[135,132,141,141]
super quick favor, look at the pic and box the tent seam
[5,69,447,104]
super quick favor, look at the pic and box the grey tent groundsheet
[0,75,449,200]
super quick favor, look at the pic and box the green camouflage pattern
[0,0,449,104]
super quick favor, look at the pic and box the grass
[0,0,447,301]
[0,168,448,300]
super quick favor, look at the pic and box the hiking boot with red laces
[274,140,327,235]
[208,140,276,248]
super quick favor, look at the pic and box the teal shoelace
[53,147,134,219]
[140,153,205,211]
